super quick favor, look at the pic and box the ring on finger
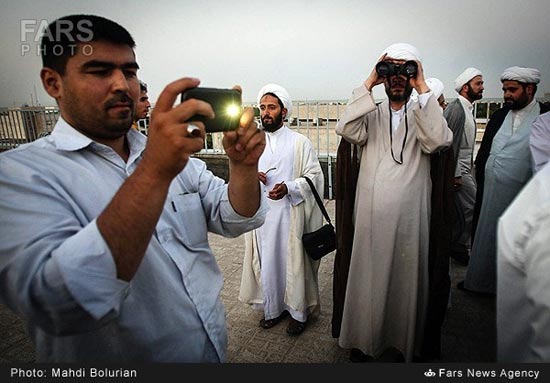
[187,124,201,137]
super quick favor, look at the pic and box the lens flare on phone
[226,104,241,117]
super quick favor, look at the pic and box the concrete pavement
[0,200,495,363]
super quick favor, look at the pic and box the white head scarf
[382,43,422,63]
[426,78,444,99]
[454,68,483,93]
[500,66,541,84]
[257,83,292,117]
[410,77,444,102]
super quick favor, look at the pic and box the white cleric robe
[453,96,477,254]
[239,126,324,322]
[530,111,550,173]
[465,101,540,294]
[497,162,550,362]
[335,85,452,361]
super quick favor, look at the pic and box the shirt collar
[266,124,287,137]
[514,98,537,115]
[458,95,474,111]
[51,116,147,156]
[389,97,416,114]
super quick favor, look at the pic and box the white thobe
[497,162,550,362]
[240,126,324,322]
[456,95,476,177]
[466,103,540,294]
[530,111,550,172]
[335,86,452,361]
[453,96,477,253]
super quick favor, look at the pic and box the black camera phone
[180,87,242,133]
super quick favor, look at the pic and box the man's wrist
[363,80,374,92]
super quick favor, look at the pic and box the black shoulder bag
[301,176,336,260]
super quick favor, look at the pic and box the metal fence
[0,107,59,150]
[0,100,509,201]
[0,99,508,153]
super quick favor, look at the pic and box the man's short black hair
[41,14,136,75]
[140,81,148,93]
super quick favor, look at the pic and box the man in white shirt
[0,14,267,362]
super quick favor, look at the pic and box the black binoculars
[376,60,418,78]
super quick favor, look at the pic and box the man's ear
[40,68,63,99]
[526,84,535,97]
[282,107,287,119]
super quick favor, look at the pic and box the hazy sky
[1,0,549,106]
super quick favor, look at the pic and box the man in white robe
[462,67,546,295]
[239,84,324,336]
[444,68,484,265]
[335,43,452,362]
[497,162,550,362]
[530,111,550,173]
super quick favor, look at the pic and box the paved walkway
[0,200,495,363]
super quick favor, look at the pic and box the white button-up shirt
[0,118,267,362]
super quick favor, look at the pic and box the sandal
[286,317,306,335]
[259,311,288,329]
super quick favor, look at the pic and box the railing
[115,102,347,158]
[0,100,517,201]
[0,107,59,150]
[0,99,519,152]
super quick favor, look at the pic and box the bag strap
[302,176,332,225]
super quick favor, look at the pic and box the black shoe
[286,317,307,336]
[259,311,288,329]
[451,251,470,266]
[350,348,373,363]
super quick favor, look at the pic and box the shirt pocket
[169,192,208,247]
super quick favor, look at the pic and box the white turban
[382,43,422,63]
[454,67,483,93]
[257,83,292,116]
[426,78,445,99]
[411,78,444,101]
[500,66,541,84]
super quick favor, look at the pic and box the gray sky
[1,0,549,106]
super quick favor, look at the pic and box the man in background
[462,66,548,295]
[444,68,484,266]
[530,111,550,172]
[497,162,550,362]
[240,84,324,337]
[335,43,452,362]
[132,80,151,131]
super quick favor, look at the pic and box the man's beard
[64,91,134,139]
[103,94,135,134]
[385,78,413,102]
[504,92,529,110]
[261,111,284,132]
[466,85,483,101]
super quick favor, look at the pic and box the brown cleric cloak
[332,138,455,359]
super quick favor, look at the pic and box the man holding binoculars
[335,43,452,362]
